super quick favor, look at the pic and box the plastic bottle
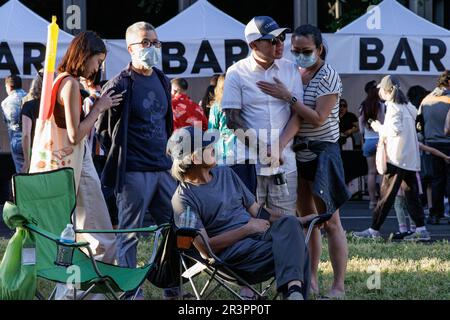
[60,224,75,243]
[179,206,197,229]
[56,224,75,266]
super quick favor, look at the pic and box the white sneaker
[352,228,381,239]
[403,230,431,241]
[286,291,304,300]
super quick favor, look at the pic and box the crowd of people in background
[1,14,450,300]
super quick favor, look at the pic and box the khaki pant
[75,143,116,264]
[257,171,298,216]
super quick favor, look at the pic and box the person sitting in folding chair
[168,126,312,300]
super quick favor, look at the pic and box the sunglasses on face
[290,48,315,57]
[129,38,162,49]
[258,33,286,46]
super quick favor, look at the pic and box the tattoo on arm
[225,109,249,131]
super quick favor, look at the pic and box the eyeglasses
[258,33,286,46]
[129,38,162,49]
[290,49,315,57]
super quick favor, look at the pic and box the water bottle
[56,224,75,266]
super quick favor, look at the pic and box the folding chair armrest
[196,232,222,265]
[76,223,170,234]
[25,223,90,248]
[303,213,334,245]
[302,213,333,229]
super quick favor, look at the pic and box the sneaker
[392,230,413,240]
[286,291,304,300]
[352,228,381,239]
[403,230,431,242]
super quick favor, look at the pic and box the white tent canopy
[336,0,449,36]
[323,0,449,76]
[105,0,247,79]
[0,0,73,42]
[157,0,245,40]
[0,0,73,78]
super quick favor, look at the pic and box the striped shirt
[296,63,342,162]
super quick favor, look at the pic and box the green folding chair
[2,168,170,300]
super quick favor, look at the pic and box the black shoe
[392,231,413,240]
[427,216,440,225]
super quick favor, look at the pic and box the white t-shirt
[221,54,304,176]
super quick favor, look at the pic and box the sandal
[318,292,345,300]
[240,287,257,300]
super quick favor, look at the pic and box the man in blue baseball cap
[244,16,290,45]
[221,16,303,218]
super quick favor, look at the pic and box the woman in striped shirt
[257,24,348,299]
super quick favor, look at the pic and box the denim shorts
[363,138,379,157]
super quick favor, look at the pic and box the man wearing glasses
[221,16,303,216]
[97,22,177,298]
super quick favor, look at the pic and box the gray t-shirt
[420,88,450,145]
[171,166,256,238]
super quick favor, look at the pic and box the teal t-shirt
[208,102,240,165]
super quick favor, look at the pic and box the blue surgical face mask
[294,52,318,69]
[134,46,161,69]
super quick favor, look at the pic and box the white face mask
[133,46,161,69]
[294,52,318,69]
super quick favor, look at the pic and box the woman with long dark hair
[43,31,124,299]
[54,31,123,262]
[359,80,385,209]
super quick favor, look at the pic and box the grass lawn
[1,235,449,300]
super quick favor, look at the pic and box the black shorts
[297,159,318,182]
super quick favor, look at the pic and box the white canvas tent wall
[0,0,74,152]
[105,0,247,101]
[0,0,74,78]
[322,0,450,114]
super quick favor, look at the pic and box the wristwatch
[288,95,298,106]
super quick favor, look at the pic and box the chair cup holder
[55,243,75,267]
[176,227,198,250]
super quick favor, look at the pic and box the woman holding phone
[53,31,123,263]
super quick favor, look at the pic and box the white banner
[104,38,250,79]
[323,34,449,75]
[1,34,448,80]
[0,40,70,79]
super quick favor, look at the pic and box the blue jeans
[116,171,177,268]
[9,131,24,173]
[362,138,378,157]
